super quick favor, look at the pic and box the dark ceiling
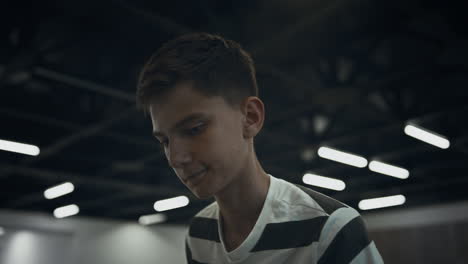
[1,0,467,224]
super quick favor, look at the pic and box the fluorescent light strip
[369,161,409,179]
[318,146,368,168]
[53,204,79,219]
[154,196,189,212]
[139,213,167,225]
[359,195,406,210]
[404,124,450,149]
[302,173,346,191]
[0,139,40,156]
[44,182,75,199]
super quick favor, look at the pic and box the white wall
[362,200,468,230]
[0,210,188,264]
[363,200,468,264]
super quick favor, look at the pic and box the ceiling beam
[0,106,154,148]
[33,67,135,102]
[2,165,191,209]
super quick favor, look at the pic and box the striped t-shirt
[186,174,383,264]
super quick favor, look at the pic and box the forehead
[149,82,236,133]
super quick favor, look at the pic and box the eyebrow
[152,112,209,138]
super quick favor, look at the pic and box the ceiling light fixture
[358,195,406,210]
[369,161,409,179]
[44,182,75,199]
[318,146,368,168]
[302,173,346,191]
[0,138,40,156]
[404,124,450,149]
[53,204,80,219]
[139,213,168,225]
[154,196,189,212]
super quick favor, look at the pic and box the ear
[241,97,265,139]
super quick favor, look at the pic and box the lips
[186,169,207,185]
[190,169,206,178]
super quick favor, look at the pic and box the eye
[187,124,205,136]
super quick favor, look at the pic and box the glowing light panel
[154,196,189,212]
[359,195,406,210]
[0,139,40,156]
[53,204,79,218]
[44,182,75,199]
[318,146,368,168]
[139,213,167,225]
[404,124,450,149]
[302,173,346,191]
[369,161,409,179]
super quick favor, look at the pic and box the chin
[187,171,219,200]
[191,189,214,200]
[189,183,218,200]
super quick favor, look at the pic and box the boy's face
[148,82,250,199]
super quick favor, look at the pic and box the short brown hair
[136,32,258,113]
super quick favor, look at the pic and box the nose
[166,139,192,169]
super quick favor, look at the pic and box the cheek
[211,122,245,167]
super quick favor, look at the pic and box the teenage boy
[136,32,383,264]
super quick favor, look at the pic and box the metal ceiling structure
[1,0,467,224]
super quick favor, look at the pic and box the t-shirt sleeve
[317,207,384,264]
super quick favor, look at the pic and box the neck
[214,154,270,234]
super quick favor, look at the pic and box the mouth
[186,169,207,185]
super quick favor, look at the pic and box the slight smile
[186,169,207,186]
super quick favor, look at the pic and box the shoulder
[287,183,382,263]
[250,178,360,253]
[288,182,365,242]
[270,177,348,219]
[316,207,383,263]
[291,183,349,215]
[291,188,384,263]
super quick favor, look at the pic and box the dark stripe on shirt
[295,184,347,215]
[251,216,328,252]
[189,217,220,242]
[318,216,372,264]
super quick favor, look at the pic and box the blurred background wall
[0,209,187,264]
[366,201,468,263]
[1,200,468,264]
